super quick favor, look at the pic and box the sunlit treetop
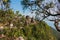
[3,0,10,2]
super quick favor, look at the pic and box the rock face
[0,34,5,38]
[10,23,14,28]
[16,36,24,40]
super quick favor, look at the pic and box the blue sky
[10,0,57,29]
[10,0,32,16]
[10,0,23,12]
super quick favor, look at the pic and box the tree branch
[39,6,60,16]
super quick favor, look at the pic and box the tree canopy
[21,0,60,32]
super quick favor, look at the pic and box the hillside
[0,10,57,40]
[50,27,60,40]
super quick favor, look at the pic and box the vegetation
[0,10,57,40]
[0,0,60,40]
[21,0,60,32]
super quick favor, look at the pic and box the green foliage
[0,9,15,23]
[0,10,57,40]
[0,21,57,40]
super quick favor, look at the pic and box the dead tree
[24,16,31,26]
[54,20,60,32]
